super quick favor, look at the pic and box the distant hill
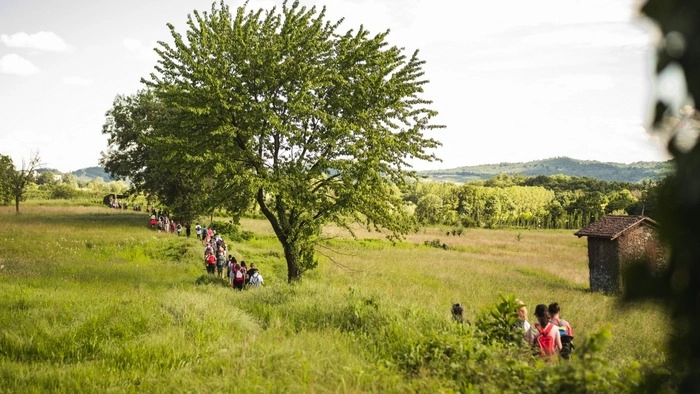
[70,167,113,183]
[35,166,113,182]
[55,158,672,185]
[418,157,673,183]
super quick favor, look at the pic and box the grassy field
[0,206,668,392]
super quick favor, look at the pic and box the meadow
[0,205,669,393]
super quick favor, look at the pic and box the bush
[49,184,80,200]
[424,239,448,249]
[209,220,254,242]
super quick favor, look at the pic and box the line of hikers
[198,222,264,290]
[515,300,574,360]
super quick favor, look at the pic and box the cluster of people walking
[149,209,190,236]
[514,300,574,360]
[197,222,264,290]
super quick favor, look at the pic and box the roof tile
[574,215,658,240]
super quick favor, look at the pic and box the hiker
[204,242,214,257]
[247,262,258,277]
[216,247,226,278]
[231,263,245,291]
[205,253,216,275]
[227,254,237,279]
[548,302,575,359]
[512,299,531,337]
[248,263,264,287]
[195,222,202,240]
[451,303,464,323]
[240,261,249,286]
[527,304,561,359]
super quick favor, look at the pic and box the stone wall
[588,238,620,293]
[587,223,665,294]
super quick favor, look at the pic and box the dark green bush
[49,184,81,199]
[209,220,254,241]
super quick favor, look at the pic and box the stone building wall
[588,238,619,293]
[588,224,664,294]
[618,224,666,272]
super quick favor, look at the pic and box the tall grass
[0,206,670,392]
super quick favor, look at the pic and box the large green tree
[102,1,441,281]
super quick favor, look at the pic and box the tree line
[0,152,662,233]
[406,173,663,230]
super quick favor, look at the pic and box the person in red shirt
[206,252,216,275]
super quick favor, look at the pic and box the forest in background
[7,158,666,232]
[38,157,671,185]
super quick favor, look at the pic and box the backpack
[234,269,244,281]
[553,318,575,359]
[536,323,556,357]
[249,273,262,286]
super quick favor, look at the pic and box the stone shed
[574,215,664,294]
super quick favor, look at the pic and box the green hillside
[70,166,112,182]
[419,157,673,183]
[62,157,672,185]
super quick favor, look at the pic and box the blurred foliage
[623,0,700,391]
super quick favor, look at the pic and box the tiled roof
[574,215,658,240]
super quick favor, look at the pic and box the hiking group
[197,222,265,290]
[516,300,575,360]
[148,208,190,237]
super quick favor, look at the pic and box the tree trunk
[256,188,301,282]
[281,238,301,283]
[14,195,19,214]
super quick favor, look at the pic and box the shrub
[474,294,527,346]
[209,220,254,241]
[49,184,80,200]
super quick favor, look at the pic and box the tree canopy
[101,0,442,281]
[0,152,41,213]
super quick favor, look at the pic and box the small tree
[61,173,78,188]
[6,152,42,213]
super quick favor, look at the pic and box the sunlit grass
[0,205,668,392]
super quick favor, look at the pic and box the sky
[0,0,679,173]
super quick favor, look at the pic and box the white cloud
[0,54,39,75]
[123,38,157,61]
[63,76,94,86]
[1,31,69,52]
